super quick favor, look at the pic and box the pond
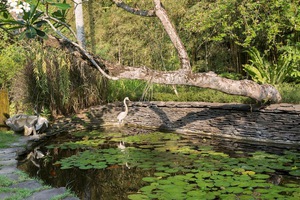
[18,129,300,200]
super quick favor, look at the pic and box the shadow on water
[18,128,300,200]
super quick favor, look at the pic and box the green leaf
[1,19,25,25]
[25,27,37,38]
[3,12,8,19]
[142,177,158,183]
[36,29,47,39]
[128,194,148,200]
[53,3,71,10]
[31,11,44,24]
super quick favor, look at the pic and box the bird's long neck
[124,99,128,113]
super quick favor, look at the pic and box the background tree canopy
[0,0,299,115]
[80,0,300,76]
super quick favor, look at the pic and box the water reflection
[18,130,300,200]
[19,147,153,199]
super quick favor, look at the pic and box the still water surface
[18,130,300,199]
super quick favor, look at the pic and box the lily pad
[142,177,158,183]
[289,170,300,176]
[128,194,149,200]
[154,172,170,178]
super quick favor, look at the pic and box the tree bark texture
[103,61,281,102]
[74,0,86,48]
[153,0,191,71]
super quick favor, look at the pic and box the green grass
[0,130,19,148]
[0,131,79,200]
[152,87,254,103]
[0,173,77,200]
[278,83,300,104]
[107,79,300,104]
[0,174,14,187]
[0,172,35,200]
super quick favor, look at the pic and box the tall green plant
[22,42,106,116]
[0,33,26,89]
[244,47,300,85]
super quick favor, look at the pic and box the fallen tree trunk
[102,60,282,102]
[43,35,281,103]
[44,0,282,103]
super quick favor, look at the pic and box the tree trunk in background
[74,0,86,49]
[153,0,191,71]
[0,89,9,127]
[230,41,241,73]
[87,0,96,53]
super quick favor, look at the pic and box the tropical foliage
[243,46,300,85]
[20,42,107,115]
[0,32,26,89]
[0,0,300,114]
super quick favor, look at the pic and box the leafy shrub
[243,47,300,85]
[0,33,26,89]
[277,83,300,104]
[10,42,107,116]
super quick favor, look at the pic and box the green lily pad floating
[195,171,211,178]
[289,170,300,176]
[128,194,149,200]
[154,172,170,178]
[252,174,270,180]
[157,179,172,185]
[214,180,231,187]
[231,168,246,173]
[163,168,179,173]
[196,180,214,189]
[233,175,251,181]
[60,165,73,170]
[219,171,234,176]
[187,190,206,197]
[237,195,255,200]
[255,188,270,194]
[139,145,154,149]
[225,186,244,194]
[79,165,93,170]
[142,177,158,183]
[140,185,156,193]
[285,183,300,188]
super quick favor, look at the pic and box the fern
[244,46,300,85]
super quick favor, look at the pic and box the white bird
[117,97,130,124]
[117,141,126,151]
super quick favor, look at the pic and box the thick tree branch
[43,17,118,80]
[112,0,156,17]
[103,61,282,102]
[112,0,191,71]
[153,0,191,71]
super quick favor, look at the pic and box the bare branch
[45,15,77,39]
[153,0,191,71]
[112,0,156,17]
[43,18,118,80]
[111,0,191,71]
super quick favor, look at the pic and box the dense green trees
[182,0,300,75]
[0,0,299,115]
[81,0,299,81]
